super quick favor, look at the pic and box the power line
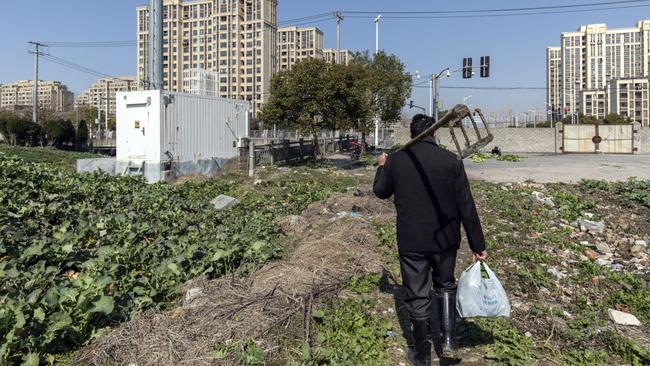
[41,54,118,79]
[341,0,650,14]
[289,18,333,27]
[414,85,547,90]
[277,1,649,26]
[278,12,333,25]
[39,40,137,48]
[343,4,650,19]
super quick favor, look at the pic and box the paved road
[465,154,650,183]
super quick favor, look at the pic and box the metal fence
[248,130,339,143]
[240,135,356,176]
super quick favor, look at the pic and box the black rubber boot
[439,289,460,360]
[407,317,431,366]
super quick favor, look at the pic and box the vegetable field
[0,144,99,172]
[0,151,354,365]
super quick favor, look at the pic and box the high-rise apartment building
[0,80,73,112]
[276,26,324,71]
[546,46,562,121]
[136,0,278,116]
[608,78,649,123]
[75,77,137,116]
[182,68,219,96]
[547,20,650,126]
[323,48,355,65]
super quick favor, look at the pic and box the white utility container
[116,90,249,182]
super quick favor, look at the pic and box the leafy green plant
[470,153,524,163]
[471,152,493,163]
[553,191,596,222]
[311,299,392,366]
[602,331,650,366]
[473,318,536,366]
[496,154,524,162]
[0,155,354,364]
[213,339,265,365]
[580,178,650,208]
[346,273,382,294]
[0,145,99,171]
[561,349,609,365]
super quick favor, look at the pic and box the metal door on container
[126,104,148,159]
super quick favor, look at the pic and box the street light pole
[373,14,381,146]
[431,68,450,121]
[574,78,580,125]
[335,12,344,64]
[374,14,381,55]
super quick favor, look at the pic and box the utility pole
[28,42,47,123]
[105,80,110,133]
[96,96,101,139]
[335,11,344,64]
[431,68,449,122]
[429,77,435,119]
[149,0,163,90]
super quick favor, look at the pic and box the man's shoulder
[433,145,459,160]
[415,141,459,162]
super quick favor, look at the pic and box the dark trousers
[399,250,458,319]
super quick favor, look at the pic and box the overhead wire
[278,12,333,25]
[342,4,650,19]
[413,85,547,90]
[39,40,137,48]
[276,0,650,25]
[341,0,650,14]
[41,54,118,79]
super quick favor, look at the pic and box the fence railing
[248,130,339,143]
[91,138,116,147]
[240,135,356,176]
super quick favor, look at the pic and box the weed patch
[311,299,392,366]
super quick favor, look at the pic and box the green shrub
[0,157,352,364]
[75,120,89,146]
[44,119,75,146]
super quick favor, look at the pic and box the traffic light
[480,56,490,78]
[462,57,473,79]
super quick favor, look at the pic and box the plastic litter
[456,261,510,318]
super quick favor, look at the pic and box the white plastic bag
[456,262,510,318]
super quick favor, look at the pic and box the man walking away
[373,114,488,365]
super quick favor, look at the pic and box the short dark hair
[410,114,433,138]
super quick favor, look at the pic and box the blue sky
[0,0,648,116]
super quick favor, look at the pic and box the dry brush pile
[74,191,396,365]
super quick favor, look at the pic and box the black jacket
[373,137,486,253]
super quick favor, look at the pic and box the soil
[74,157,650,366]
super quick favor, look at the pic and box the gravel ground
[465,154,650,183]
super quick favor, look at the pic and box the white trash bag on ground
[456,261,510,318]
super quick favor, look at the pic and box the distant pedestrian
[373,114,487,365]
